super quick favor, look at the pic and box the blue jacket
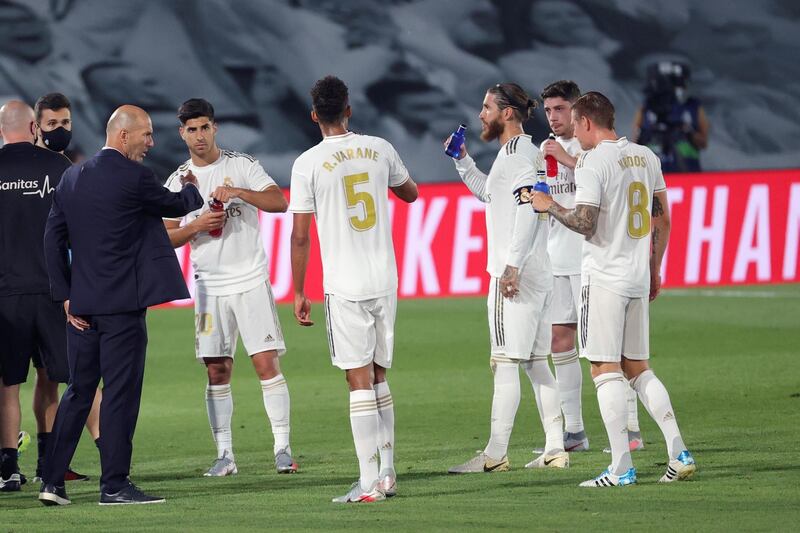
[44,149,203,315]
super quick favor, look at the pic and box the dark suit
[43,148,202,492]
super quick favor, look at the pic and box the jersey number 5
[343,172,376,231]
[627,181,651,239]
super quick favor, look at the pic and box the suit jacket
[44,148,203,315]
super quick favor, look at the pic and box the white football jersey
[165,150,278,296]
[288,132,409,301]
[574,137,666,297]
[485,134,551,288]
[541,135,583,276]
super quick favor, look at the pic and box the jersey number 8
[627,181,651,239]
[343,172,376,231]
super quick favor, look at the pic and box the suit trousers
[43,310,147,493]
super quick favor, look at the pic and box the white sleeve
[246,158,278,191]
[574,154,602,207]
[506,153,543,269]
[386,142,411,187]
[453,154,489,202]
[288,160,315,213]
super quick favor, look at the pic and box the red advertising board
[168,168,800,306]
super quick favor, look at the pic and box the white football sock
[349,389,380,489]
[552,349,584,433]
[484,360,520,460]
[260,374,291,455]
[630,370,687,459]
[594,372,633,475]
[374,381,395,471]
[522,357,565,453]
[206,384,234,459]
[626,383,640,432]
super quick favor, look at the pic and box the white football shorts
[550,274,581,325]
[579,283,649,363]
[324,293,396,371]
[487,275,552,361]
[195,281,286,360]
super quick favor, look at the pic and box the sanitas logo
[0,175,54,197]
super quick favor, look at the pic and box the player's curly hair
[34,92,71,123]
[487,83,537,123]
[540,80,581,103]
[311,76,349,124]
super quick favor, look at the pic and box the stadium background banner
[167,168,800,306]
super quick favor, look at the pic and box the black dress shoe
[99,483,165,506]
[39,483,71,506]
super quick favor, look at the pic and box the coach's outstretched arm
[649,190,671,301]
[291,212,314,327]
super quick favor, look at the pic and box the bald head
[0,100,35,144]
[105,105,154,162]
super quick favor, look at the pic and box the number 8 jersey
[574,137,666,298]
[289,132,410,300]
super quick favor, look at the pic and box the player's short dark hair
[177,98,215,124]
[540,80,581,103]
[572,91,615,130]
[310,76,349,124]
[487,83,537,123]
[34,92,71,123]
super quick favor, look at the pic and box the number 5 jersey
[288,132,410,301]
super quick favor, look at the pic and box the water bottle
[533,179,550,213]
[208,198,225,238]
[545,133,558,177]
[445,124,467,158]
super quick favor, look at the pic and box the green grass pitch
[4,285,800,531]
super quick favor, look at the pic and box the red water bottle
[545,133,558,177]
[208,198,224,238]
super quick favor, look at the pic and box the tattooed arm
[532,190,599,238]
[649,190,671,301]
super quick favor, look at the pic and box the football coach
[40,105,202,506]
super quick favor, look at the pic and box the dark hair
[177,98,215,124]
[310,76,349,124]
[572,91,615,130]
[540,80,581,103]
[487,83,537,122]
[34,92,71,123]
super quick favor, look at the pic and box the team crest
[223,176,233,188]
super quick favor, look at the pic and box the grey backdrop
[2,0,798,184]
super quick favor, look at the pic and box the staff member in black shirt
[28,93,96,483]
[0,100,72,492]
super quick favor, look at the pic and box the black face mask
[41,126,72,152]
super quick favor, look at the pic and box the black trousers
[43,310,147,493]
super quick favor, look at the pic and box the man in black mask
[29,92,98,484]
[34,93,73,155]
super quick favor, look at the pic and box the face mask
[41,126,72,152]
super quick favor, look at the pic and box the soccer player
[164,98,297,476]
[532,92,696,487]
[290,76,418,503]
[534,80,590,455]
[447,83,568,474]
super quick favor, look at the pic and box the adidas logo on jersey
[264,334,274,342]
[663,411,675,422]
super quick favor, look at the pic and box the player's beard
[480,117,504,142]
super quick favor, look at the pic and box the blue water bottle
[445,124,467,158]
[533,179,550,213]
